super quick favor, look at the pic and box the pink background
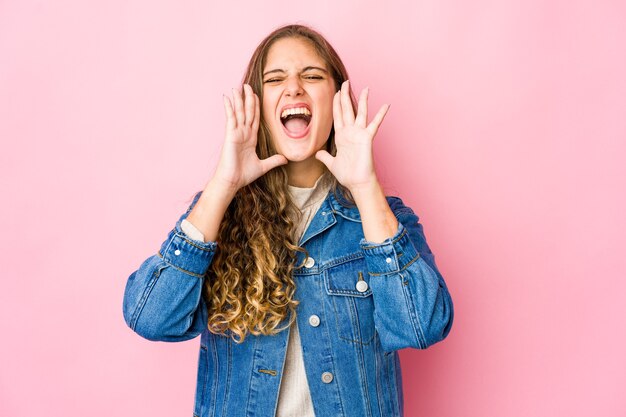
[1,1,625,416]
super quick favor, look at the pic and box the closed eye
[263,75,324,83]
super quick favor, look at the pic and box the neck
[286,157,326,187]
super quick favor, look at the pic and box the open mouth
[280,106,312,138]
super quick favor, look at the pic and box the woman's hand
[213,84,287,192]
[186,85,287,242]
[315,80,390,192]
[317,80,397,243]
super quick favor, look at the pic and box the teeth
[280,107,312,119]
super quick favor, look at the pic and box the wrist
[206,177,239,200]
[185,179,237,243]
[349,179,399,243]
[348,178,382,203]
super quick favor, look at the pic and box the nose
[284,77,304,97]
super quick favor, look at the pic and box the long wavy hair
[204,24,356,343]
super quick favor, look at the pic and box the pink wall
[1,1,625,416]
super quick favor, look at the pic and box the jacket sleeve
[360,196,454,352]
[122,191,215,342]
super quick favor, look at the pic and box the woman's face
[262,37,336,163]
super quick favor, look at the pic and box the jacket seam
[295,252,364,275]
[129,263,164,331]
[172,231,217,252]
[156,251,206,278]
[366,252,420,277]
[400,271,426,348]
[387,352,399,416]
[354,309,373,417]
[330,209,362,223]
[220,339,232,417]
[245,337,260,417]
[373,336,387,417]
[209,336,219,417]
[196,344,209,417]
[361,228,408,250]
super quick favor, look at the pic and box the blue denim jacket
[123,190,453,417]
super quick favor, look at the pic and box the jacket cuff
[359,223,420,276]
[158,227,217,277]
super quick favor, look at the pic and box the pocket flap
[325,259,372,297]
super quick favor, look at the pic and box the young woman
[123,24,453,417]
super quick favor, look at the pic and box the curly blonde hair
[205,24,356,343]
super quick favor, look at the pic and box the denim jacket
[123,190,454,417]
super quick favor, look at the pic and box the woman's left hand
[315,80,390,192]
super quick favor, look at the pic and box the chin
[282,149,314,162]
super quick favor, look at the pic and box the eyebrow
[262,66,329,77]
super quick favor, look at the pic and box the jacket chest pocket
[324,258,376,345]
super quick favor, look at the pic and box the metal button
[304,257,315,268]
[321,372,334,383]
[321,211,327,216]
[174,249,181,256]
[308,315,320,327]
[356,280,369,293]
[385,257,392,264]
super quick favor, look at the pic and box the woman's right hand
[186,85,286,242]
[213,84,287,192]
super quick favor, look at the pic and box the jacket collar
[298,189,361,246]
